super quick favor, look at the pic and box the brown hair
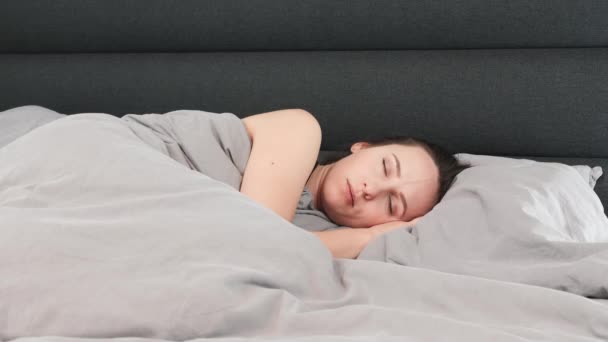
[320,135,472,204]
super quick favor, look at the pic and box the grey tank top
[293,186,342,232]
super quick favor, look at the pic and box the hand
[366,217,421,240]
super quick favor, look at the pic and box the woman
[240,108,471,259]
[1,106,469,259]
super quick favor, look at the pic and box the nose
[362,181,394,200]
[363,182,375,200]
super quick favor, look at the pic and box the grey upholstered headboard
[1,1,607,209]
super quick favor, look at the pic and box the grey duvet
[1,107,608,341]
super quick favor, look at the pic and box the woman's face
[316,142,440,228]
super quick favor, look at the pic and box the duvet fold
[1,110,608,341]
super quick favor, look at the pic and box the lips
[347,180,354,207]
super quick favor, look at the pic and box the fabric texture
[121,109,343,231]
[1,109,608,341]
[1,105,603,235]
[0,105,65,149]
[120,109,252,192]
[572,164,604,189]
[359,153,608,298]
[292,186,343,232]
[0,105,338,232]
[4,1,607,53]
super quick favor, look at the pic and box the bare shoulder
[241,109,321,142]
[239,108,322,222]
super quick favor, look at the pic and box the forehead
[377,143,439,187]
[378,144,435,168]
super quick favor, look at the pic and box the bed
[1,1,608,341]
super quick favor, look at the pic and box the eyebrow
[391,152,408,219]
[392,152,401,177]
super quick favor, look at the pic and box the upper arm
[239,109,322,222]
[241,108,321,143]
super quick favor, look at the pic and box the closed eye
[383,158,393,215]
[383,158,387,176]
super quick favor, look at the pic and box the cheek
[327,174,346,204]
[355,205,387,227]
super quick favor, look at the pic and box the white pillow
[359,153,608,297]
[571,164,603,189]
[454,153,603,190]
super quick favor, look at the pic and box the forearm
[311,228,371,259]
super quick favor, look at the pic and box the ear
[350,141,370,153]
